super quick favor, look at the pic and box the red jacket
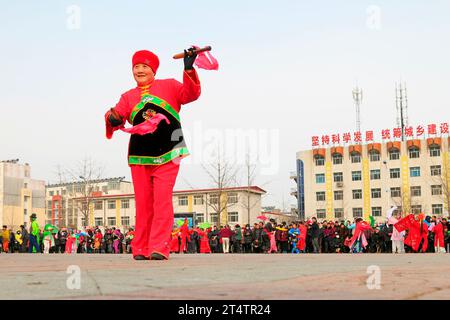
[219,228,233,238]
[106,70,201,141]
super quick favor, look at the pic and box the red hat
[132,50,160,74]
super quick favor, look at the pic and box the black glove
[108,108,123,127]
[183,47,197,71]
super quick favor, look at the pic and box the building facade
[292,137,450,222]
[46,181,266,229]
[45,177,134,229]
[0,160,46,229]
[173,186,266,227]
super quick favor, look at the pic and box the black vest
[128,95,189,165]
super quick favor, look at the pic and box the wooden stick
[173,46,212,59]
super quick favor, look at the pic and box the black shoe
[133,255,149,260]
[150,252,167,260]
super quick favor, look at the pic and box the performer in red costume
[297,222,307,252]
[179,218,190,254]
[105,48,201,260]
[431,218,445,253]
[197,227,211,254]
[395,214,428,252]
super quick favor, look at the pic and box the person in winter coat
[310,218,320,253]
[219,225,233,253]
[208,226,220,253]
[187,228,199,253]
[19,225,29,253]
[243,224,253,253]
[277,224,289,253]
[252,223,263,253]
[233,225,243,253]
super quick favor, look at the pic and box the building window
[316,209,326,219]
[94,201,103,210]
[371,188,381,199]
[94,217,103,227]
[209,194,219,205]
[121,216,130,226]
[352,171,362,181]
[209,213,218,223]
[47,200,52,208]
[410,186,421,197]
[408,148,420,159]
[389,150,400,160]
[178,196,188,206]
[315,157,325,166]
[390,187,401,198]
[332,154,343,165]
[334,191,343,201]
[316,174,325,184]
[410,205,421,214]
[228,193,238,204]
[352,208,363,218]
[75,185,83,193]
[351,153,361,163]
[121,199,130,209]
[196,213,204,224]
[49,191,54,197]
[107,200,116,210]
[333,172,343,182]
[81,217,86,226]
[390,168,400,179]
[410,167,421,178]
[194,195,204,205]
[432,204,443,215]
[372,207,382,217]
[370,169,381,180]
[429,146,440,157]
[431,185,442,196]
[369,152,380,162]
[316,192,326,202]
[102,186,108,193]
[334,208,344,219]
[62,189,66,195]
[352,189,362,200]
[228,212,239,222]
[430,165,441,176]
[107,217,116,226]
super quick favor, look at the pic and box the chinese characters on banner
[311,122,449,147]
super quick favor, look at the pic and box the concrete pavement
[0,253,449,299]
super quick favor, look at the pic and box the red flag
[394,214,415,233]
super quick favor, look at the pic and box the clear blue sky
[1,1,449,209]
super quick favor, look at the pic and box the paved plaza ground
[0,253,449,300]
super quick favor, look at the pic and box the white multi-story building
[0,160,46,230]
[292,136,450,222]
[45,177,134,229]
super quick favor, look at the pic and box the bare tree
[231,151,273,225]
[202,147,240,226]
[55,157,105,228]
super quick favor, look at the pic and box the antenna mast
[395,82,409,141]
[352,86,363,137]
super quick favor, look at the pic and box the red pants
[131,161,180,259]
